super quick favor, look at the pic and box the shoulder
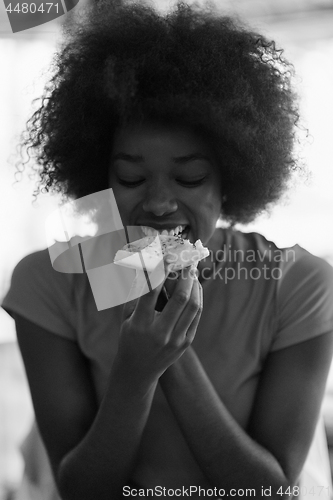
[11,247,73,295]
[13,248,55,277]
[2,248,80,338]
[222,227,333,277]
[220,227,333,332]
[276,245,333,294]
[222,227,286,259]
[225,227,333,301]
[271,246,333,351]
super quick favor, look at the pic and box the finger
[122,271,165,321]
[155,286,170,312]
[122,271,146,320]
[131,281,169,324]
[185,309,201,344]
[169,274,202,345]
[158,266,195,336]
[125,271,148,302]
[164,270,180,298]
[185,280,203,343]
[123,283,165,321]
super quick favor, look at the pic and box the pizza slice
[113,229,209,310]
[114,233,209,273]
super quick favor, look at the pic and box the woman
[3,1,333,499]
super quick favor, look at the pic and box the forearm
[58,360,158,500]
[159,347,290,495]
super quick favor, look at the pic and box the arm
[159,332,333,497]
[14,313,158,500]
[14,267,202,499]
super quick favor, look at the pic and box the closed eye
[177,177,207,187]
[117,178,145,187]
[117,177,207,188]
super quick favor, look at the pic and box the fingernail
[189,266,199,279]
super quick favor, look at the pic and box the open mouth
[140,225,190,239]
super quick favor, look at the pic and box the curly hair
[18,0,303,225]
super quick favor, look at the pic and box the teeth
[140,225,187,237]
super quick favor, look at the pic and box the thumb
[122,272,165,321]
[122,271,146,320]
[121,270,161,318]
[122,296,139,320]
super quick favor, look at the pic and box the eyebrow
[112,153,143,162]
[172,153,211,164]
[112,153,211,163]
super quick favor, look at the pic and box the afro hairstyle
[18,0,303,225]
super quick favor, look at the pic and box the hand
[116,267,203,381]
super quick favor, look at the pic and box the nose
[142,182,178,216]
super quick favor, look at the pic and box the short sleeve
[1,250,76,341]
[271,249,333,351]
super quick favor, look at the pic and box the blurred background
[0,0,333,498]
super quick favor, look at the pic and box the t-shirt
[2,228,333,496]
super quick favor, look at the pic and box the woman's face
[109,122,223,247]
